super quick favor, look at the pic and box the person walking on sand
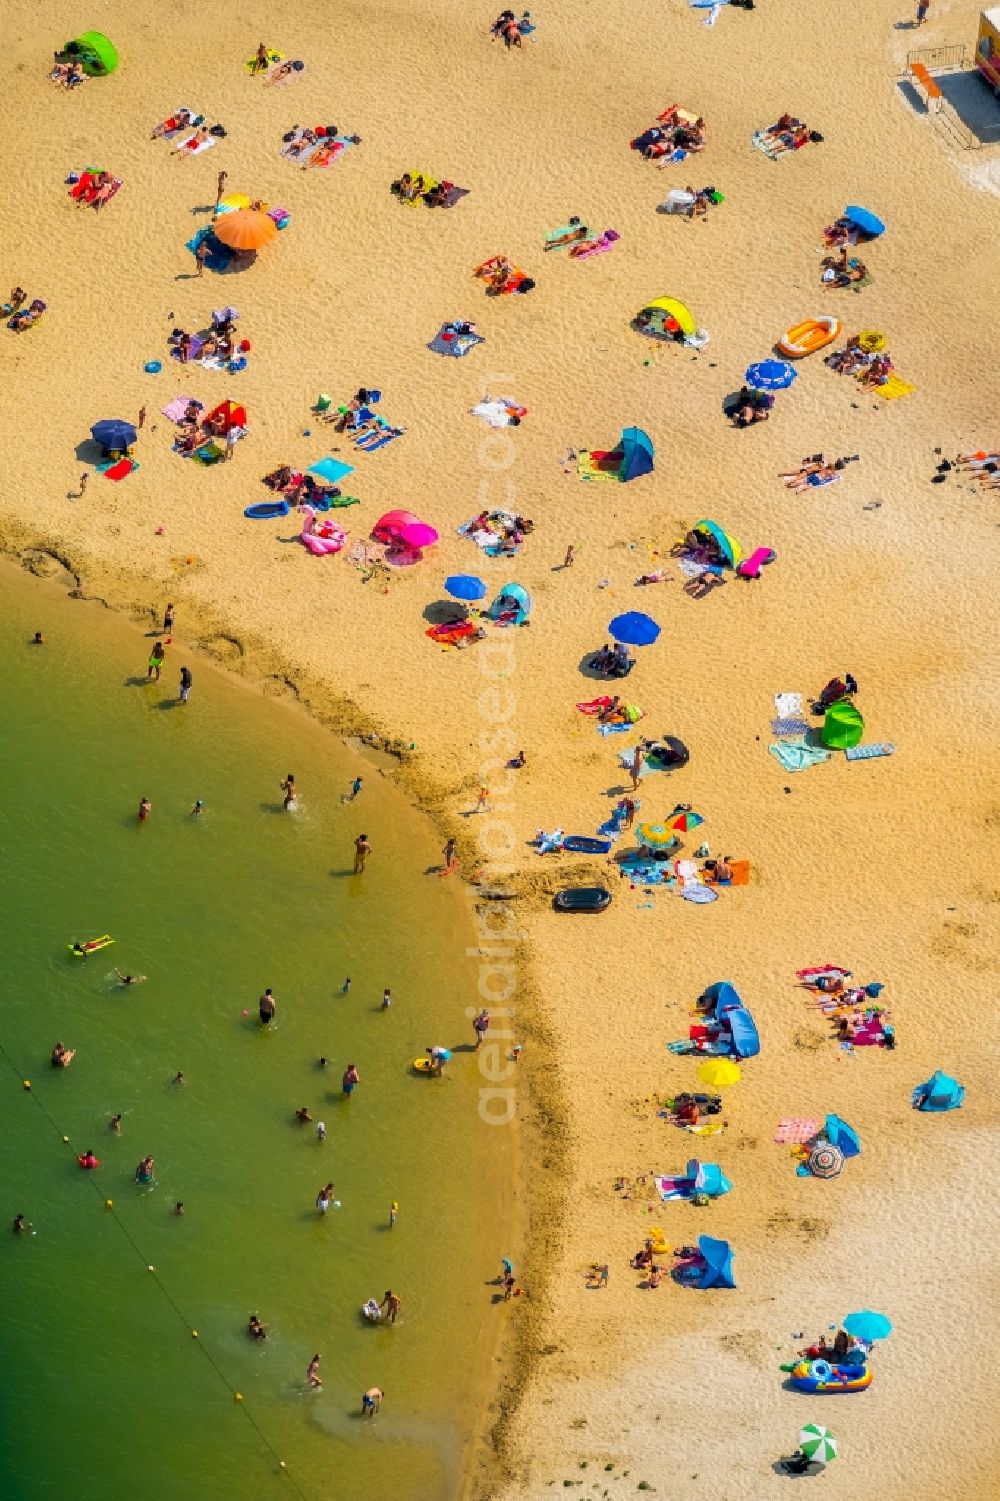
[259,988,277,1025]
[137,406,147,431]
[138,797,152,823]
[473,1008,490,1050]
[281,773,297,810]
[306,1354,323,1388]
[353,833,371,873]
[148,641,166,680]
[195,241,210,277]
[162,603,174,634]
[629,745,644,791]
[78,472,89,497]
[915,0,929,23]
[562,544,575,568]
[214,169,228,215]
[362,1386,383,1416]
[179,666,192,703]
[440,838,458,877]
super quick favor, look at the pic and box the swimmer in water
[361,1386,384,1416]
[135,1155,155,1185]
[281,773,297,810]
[115,969,147,987]
[109,1114,122,1133]
[248,1314,267,1341]
[78,1150,100,1170]
[172,1071,185,1087]
[32,632,44,645]
[138,797,152,823]
[51,1042,75,1068]
[307,1354,323,1387]
[190,800,204,817]
[13,1214,29,1233]
[295,1106,313,1124]
[174,1201,185,1216]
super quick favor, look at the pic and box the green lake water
[0,566,515,1501]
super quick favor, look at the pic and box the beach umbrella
[609,611,661,647]
[213,210,277,251]
[799,1425,838,1464]
[844,205,885,238]
[91,418,136,449]
[857,329,887,353]
[697,1059,741,1089]
[444,574,487,602]
[807,1142,844,1179]
[400,522,438,549]
[664,809,704,833]
[843,1310,892,1342]
[745,360,797,392]
[637,822,680,848]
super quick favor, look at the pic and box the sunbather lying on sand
[50,59,86,87]
[544,217,588,249]
[152,110,193,139]
[568,229,618,257]
[779,461,841,491]
[264,60,303,86]
[171,128,211,156]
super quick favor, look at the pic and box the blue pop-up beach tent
[694,1235,735,1289]
[912,1070,965,1112]
[823,1114,861,1158]
[688,1160,732,1198]
[619,426,655,482]
[701,981,761,1059]
[487,582,532,624]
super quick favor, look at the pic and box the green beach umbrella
[799,1424,838,1463]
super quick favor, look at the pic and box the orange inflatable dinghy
[778,317,842,358]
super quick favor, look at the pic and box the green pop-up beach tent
[821,699,865,749]
[62,31,119,75]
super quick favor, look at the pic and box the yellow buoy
[62,1135,70,1143]
[191,1330,199,1338]
[105,1199,114,1208]
[234,1392,244,1403]
[147,1265,156,1272]
[22,1080,31,1090]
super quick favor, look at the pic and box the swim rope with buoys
[0,1039,308,1497]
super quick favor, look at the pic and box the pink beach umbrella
[400,522,438,550]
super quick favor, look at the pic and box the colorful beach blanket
[774,1118,821,1145]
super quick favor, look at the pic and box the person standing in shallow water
[342,1063,360,1096]
[148,641,165,680]
[353,834,371,873]
[281,773,297,810]
[259,988,276,1025]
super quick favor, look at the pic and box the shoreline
[0,537,565,1501]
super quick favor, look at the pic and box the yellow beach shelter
[638,296,696,338]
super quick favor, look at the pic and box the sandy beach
[2,1,999,1496]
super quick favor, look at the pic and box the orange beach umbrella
[213,210,277,251]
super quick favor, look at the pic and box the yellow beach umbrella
[697,1059,741,1089]
[637,821,679,848]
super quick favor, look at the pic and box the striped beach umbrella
[665,809,704,833]
[808,1142,844,1179]
[799,1424,838,1463]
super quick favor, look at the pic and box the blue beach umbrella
[745,360,797,392]
[608,611,661,647]
[91,418,137,449]
[444,574,487,602]
[843,1310,892,1342]
[844,205,886,238]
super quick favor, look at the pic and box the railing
[907,43,967,71]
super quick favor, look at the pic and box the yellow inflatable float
[778,317,842,358]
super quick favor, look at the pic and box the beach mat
[771,717,810,736]
[845,742,895,761]
[774,1118,821,1145]
[876,376,915,400]
[163,395,200,423]
[704,859,750,887]
[245,49,282,73]
[768,737,830,772]
[103,459,139,481]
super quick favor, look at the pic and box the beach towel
[598,721,639,735]
[426,620,478,648]
[573,229,620,260]
[797,965,852,983]
[656,1176,693,1201]
[704,859,749,887]
[774,1118,822,1145]
[175,133,218,156]
[429,322,483,357]
[852,1015,886,1046]
[680,883,718,904]
[774,692,803,719]
[162,396,201,423]
[845,742,895,761]
[876,376,915,400]
[752,131,781,159]
[771,717,810,736]
[686,1119,725,1136]
[103,458,138,481]
[768,737,830,773]
[578,450,621,483]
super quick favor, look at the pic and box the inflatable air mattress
[244,500,290,519]
[562,836,612,854]
[553,887,612,913]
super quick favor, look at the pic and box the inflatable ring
[809,1360,833,1382]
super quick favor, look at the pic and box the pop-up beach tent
[694,1235,736,1289]
[487,582,532,625]
[638,296,696,338]
[822,1114,861,1157]
[62,31,118,74]
[205,400,247,434]
[619,427,655,482]
[693,519,742,569]
[701,981,761,1059]
[912,1070,965,1112]
[821,699,865,749]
